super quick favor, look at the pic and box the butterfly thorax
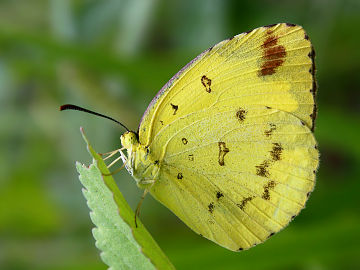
[120,131,160,189]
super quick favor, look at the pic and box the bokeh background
[1,0,359,269]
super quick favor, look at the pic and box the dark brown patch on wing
[268,232,275,238]
[264,123,276,137]
[256,160,270,177]
[236,108,247,122]
[170,103,178,115]
[177,173,183,180]
[262,180,276,200]
[238,247,244,251]
[159,120,164,125]
[218,142,230,166]
[208,202,215,213]
[188,154,194,161]
[286,23,296,27]
[182,138,188,145]
[237,196,254,210]
[259,32,286,76]
[216,191,224,199]
[201,75,212,93]
[270,143,283,161]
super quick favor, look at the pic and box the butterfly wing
[138,23,318,251]
[138,23,316,147]
[148,105,318,250]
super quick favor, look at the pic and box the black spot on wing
[237,196,254,210]
[236,108,247,122]
[262,180,276,200]
[218,142,230,166]
[182,138,188,145]
[308,45,317,132]
[170,103,178,115]
[201,75,212,93]
[270,143,283,161]
[264,123,276,137]
[216,191,224,199]
[256,160,270,177]
[208,202,215,213]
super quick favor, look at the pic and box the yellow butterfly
[62,23,319,251]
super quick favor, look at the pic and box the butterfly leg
[98,148,124,160]
[102,163,125,176]
[100,148,127,176]
[134,188,151,228]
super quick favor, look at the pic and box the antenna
[60,104,130,132]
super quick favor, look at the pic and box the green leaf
[76,128,175,270]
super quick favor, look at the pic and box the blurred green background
[1,0,359,269]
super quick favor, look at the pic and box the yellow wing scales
[139,23,316,146]
[148,105,318,250]
[131,23,319,251]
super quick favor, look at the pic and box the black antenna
[60,104,130,132]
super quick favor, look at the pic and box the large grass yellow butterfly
[61,23,319,251]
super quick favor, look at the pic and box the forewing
[139,23,316,147]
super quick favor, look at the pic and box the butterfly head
[121,131,139,149]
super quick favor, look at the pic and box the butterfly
[62,23,319,251]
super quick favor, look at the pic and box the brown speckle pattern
[201,75,212,93]
[236,108,247,122]
[264,123,276,137]
[208,202,215,213]
[237,196,254,210]
[262,180,276,200]
[170,103,178,115]
[256,160,270,177]
[259,30,286,76]
[218,142,230,166]
[270,143,283,161]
